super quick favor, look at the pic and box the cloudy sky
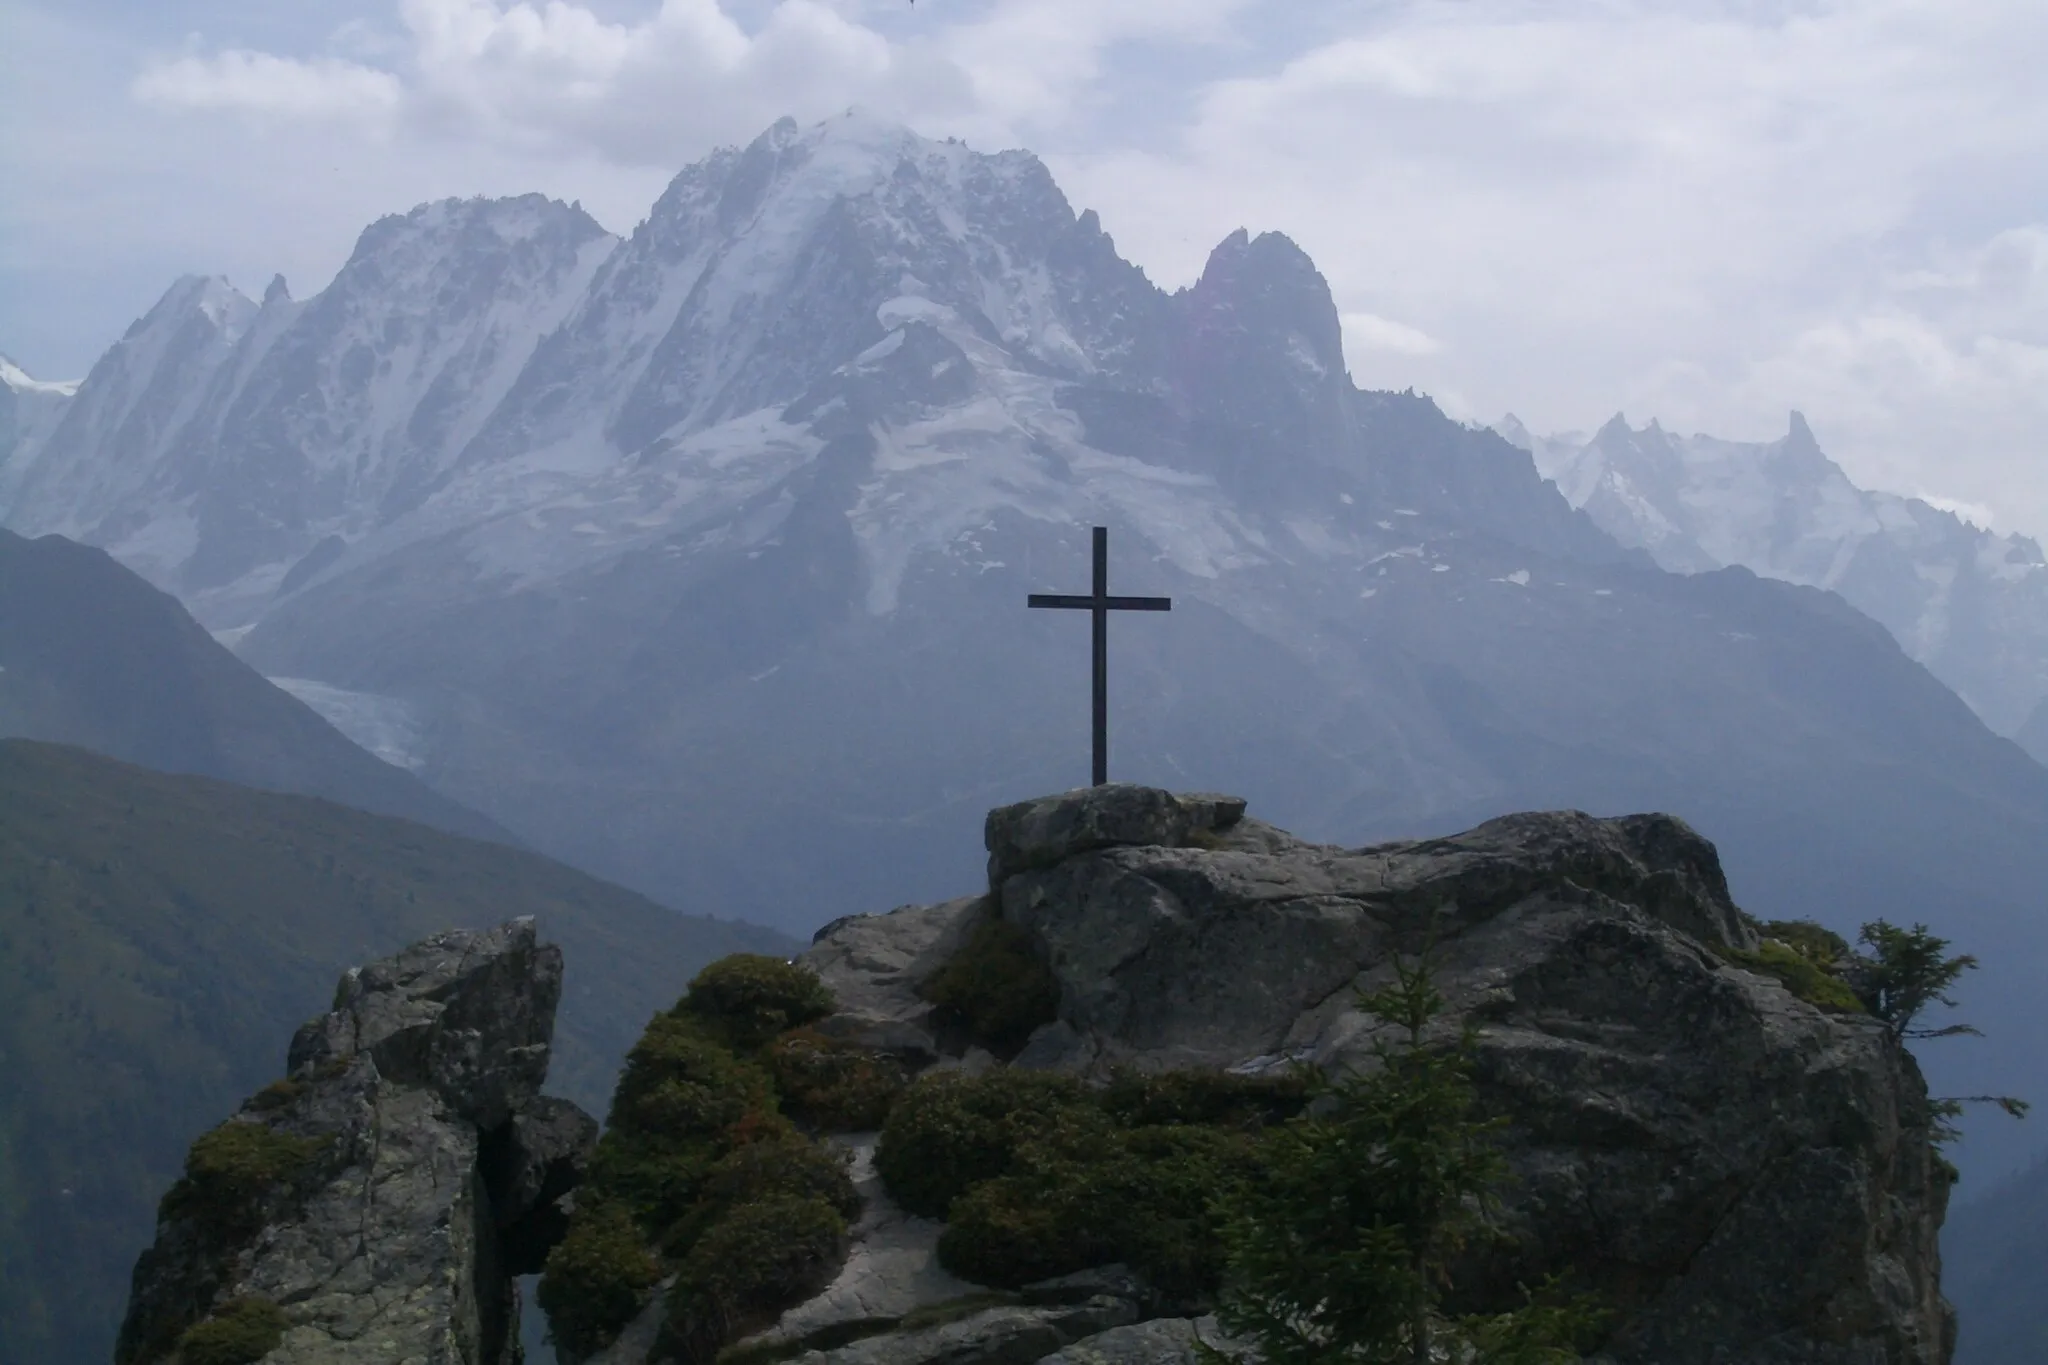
[5,0,2045,534]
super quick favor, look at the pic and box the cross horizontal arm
[1028,594,1173,611]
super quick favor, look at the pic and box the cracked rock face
[117,919,596,1365]
[792,786,1953,1365]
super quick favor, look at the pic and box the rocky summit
[795,786,1952,1365]
[122,789,1955,1365]
[116,919,597,1365]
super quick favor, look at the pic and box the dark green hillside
[0,528,507,842]
[0,739,795,1365]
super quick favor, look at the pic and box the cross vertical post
[1093,526,1108,785]
[1028,525,1171,786]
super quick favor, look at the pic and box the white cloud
[1341,311,1441,357]
[131,1,922,159]
[134,49,403,122]
[1049,0,2048,532]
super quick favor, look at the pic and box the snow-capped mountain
[12,113,2048,1179]
[4,196,615,622]
[1500,411,2048,735]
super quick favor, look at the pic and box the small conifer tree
[1211,956,1597,1364]
[1851,920,2028,1139]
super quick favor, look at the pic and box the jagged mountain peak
[1593,410,1635,440]
[1182,228,1346,379]
[136,274,258,343]
[352,191,611,259]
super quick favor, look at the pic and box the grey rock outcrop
[984,787,1248,886]
[117,919,597,1365]
[780,785,1953,1365]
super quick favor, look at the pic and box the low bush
[935,1118,1258,1297]
[1098,1068,1309,1131]
[938,1174,1086,1286]
[584,1131,728,1244]
[663,1195,850,1365]
[919,916,1060,1057]
[161,1120,326,1237]
[607,1013,776,1134]
[543,956,857,1361]
[245,1078,305,1114]
[873,1069,1093,1218]
[764,1029,908,1132]
[661,1137,858,1256]
[680,956,835,1053]
[537,1200,664,1359]
[176,1296,288,1365]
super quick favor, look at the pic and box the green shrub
[874,1070,1094,1218]
[585,1131,728,1243]
[245,1079,305,1114]
[161,1121,326,1237]
[660,1137,858,1257]
[544,978,869,1359]
[662,1195,850,1364]
[936,1120,1257,1297]
[1731,939,1865,1014]
[537,1201,664,1359]
[680,956,835,1053]
[938,1174,1088,1287]
[1098,1068,1308,1131]
[607,1013,777,1135]
[1083,1124,1263,1299]
[764,1029,908,1132]
[176,1296,288,1365]
[918,916,1059,1057]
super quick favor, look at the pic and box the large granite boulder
[116,919,596,1365]
[788,787,1951,1365]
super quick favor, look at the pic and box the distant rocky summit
[116,920,596,1365]
[123,788,1955,1364]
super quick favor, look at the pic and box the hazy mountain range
[0,527,506,841]
[5,112,2047,1195]
[1498,412,2048,750]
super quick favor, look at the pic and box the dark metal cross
[1028,525,1171,786]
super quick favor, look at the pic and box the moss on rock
[161,1120,326,1238]
[175,1296,288,1365]
[1732,932,1865,1014]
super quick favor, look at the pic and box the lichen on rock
[116,918,597,1365]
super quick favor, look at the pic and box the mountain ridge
[0,527,511,843]
[1499,410,2048,737]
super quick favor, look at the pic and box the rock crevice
[117,918,596,1365]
